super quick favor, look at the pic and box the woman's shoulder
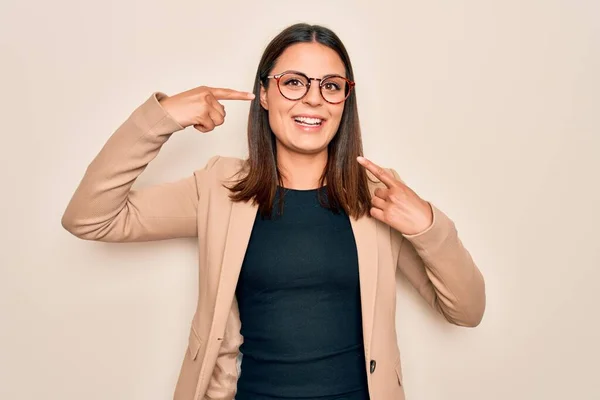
[193,155,247,186]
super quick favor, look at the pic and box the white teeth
[294,116,322,125]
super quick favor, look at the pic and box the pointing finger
[357,156,397,188]
[209,87,255,101]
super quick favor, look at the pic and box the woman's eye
[324,82,341,91]
[284,79,304,87]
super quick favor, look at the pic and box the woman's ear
[260,84,269,110]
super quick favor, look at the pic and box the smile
[293,116,324,127]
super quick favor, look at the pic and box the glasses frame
[264,70,356,105]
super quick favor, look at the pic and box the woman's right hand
[159,86,255,133]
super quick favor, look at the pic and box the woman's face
[260,42,347,157]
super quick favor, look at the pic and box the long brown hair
[227,23,372,219]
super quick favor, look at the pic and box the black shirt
[235,187,370,400]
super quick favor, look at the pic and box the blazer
[61,92,486,400]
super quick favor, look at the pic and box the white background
[1,0,598,399]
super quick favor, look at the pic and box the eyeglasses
[264,70,355,104]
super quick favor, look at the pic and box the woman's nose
[302,82,323,106]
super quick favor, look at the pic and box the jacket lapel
[349,210,379,361]
[211,199,257,336]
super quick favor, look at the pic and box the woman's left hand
[357,156,434,236]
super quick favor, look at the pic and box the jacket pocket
[394,358,403,386]
[174,326,205,399]
[188,326,203,361]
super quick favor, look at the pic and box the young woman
[62,23,485,400]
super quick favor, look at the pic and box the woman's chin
[275,132,333,156]
[288,139,330,155]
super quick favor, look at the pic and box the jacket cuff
[136,91,185,134]
[402,203,456,253]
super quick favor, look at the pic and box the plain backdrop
[1,0,598,399]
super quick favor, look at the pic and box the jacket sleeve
[390,169,486,327]
[61,92,216,242]
[205,298,244,400]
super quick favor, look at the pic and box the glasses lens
[278,73,309,100]
[321,76,349,103]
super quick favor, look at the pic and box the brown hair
[227,23,372,219]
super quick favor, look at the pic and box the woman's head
[257,31,356,159]
[228,23,371,219]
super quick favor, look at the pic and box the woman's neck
[276,148,328,190]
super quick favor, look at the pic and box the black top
[234,187,370,400]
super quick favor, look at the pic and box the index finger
[357,156,398,188]
[209,87,255,101]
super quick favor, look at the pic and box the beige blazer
[61,92,486,400]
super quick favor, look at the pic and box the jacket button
[370,360,376,374]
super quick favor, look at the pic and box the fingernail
[357,156,365,162]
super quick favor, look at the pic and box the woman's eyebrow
[280,69,346,78]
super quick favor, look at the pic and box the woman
[62,23,485,400]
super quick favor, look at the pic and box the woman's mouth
[293,116,326,131]
[294,116,323,126]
